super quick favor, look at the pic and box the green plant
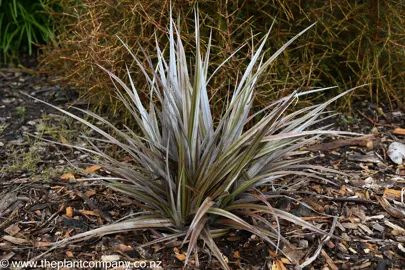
[2,137,42,175]
[34,11,360,269]
[0,123,8,134]
[16,106,25,117]
[0,0,54,62]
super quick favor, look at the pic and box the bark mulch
[1,67,405,269]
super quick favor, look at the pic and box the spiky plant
[33,10,359,269]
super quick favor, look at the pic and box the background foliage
[0,0,55,63]
[40,0,405,113]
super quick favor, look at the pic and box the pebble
[9,139,25,145]
[392,111,403,118]
[388,142,405,165]
[2,98,16,104]
[0,142,4,147]
[371,126,379,135]
[298,239,309,248]
[101,254,120,262]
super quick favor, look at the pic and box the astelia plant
[33,9,359,269]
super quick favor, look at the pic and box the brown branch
[306,134,376,152]
[357,110,398,128]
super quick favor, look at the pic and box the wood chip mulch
[1,67,405,269]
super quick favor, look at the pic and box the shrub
[0,0,55,63]
[40,0,405,114]
[34,10,359,269]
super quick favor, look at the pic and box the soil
[1,59,405,270]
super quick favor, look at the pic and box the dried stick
[300,216,338,268]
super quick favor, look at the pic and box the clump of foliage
[34,11,358,269]
[0,0,55,63]
[40,0,405,113]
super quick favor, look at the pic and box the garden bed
[1,66,405,269]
